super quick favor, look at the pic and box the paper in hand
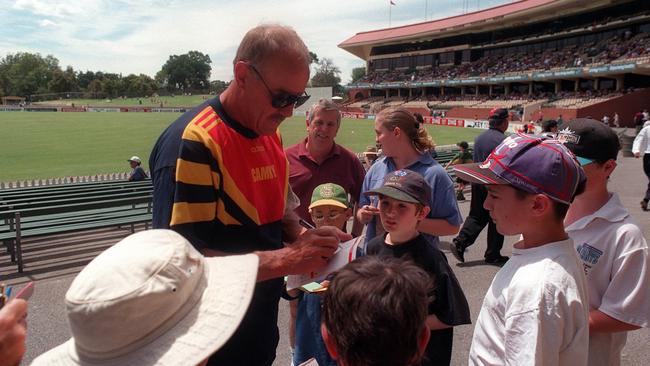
[287,235,364,291]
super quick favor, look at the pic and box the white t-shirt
[566,193,650,366]
[469,239,589,366]
[632,125,650,155]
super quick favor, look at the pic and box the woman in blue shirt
[357,108,462,248]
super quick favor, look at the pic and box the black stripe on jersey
[220,190,257,227]
[174,181,218,203]
[179,139,217,167]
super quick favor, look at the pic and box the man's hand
[634,152,641,158]
[284,227,352,275]
[255,227,352,282]
[357,205,380,225]
[0,299,27,366]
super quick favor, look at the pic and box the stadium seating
[0,180,153,272]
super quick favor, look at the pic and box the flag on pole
[390,0,395,5]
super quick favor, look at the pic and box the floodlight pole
[425,0,428,21]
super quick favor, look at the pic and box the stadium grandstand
[339,0,650,126]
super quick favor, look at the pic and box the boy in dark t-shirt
[364,169,471,366]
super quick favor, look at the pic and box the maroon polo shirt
[285,138,366,227]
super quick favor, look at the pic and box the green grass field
[0,112,482,181]
[34,95,211,108]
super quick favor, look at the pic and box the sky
[0,0,511,83]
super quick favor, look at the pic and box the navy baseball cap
[557,118,620,165]
[364,169,431,206]
[454,134,586,205]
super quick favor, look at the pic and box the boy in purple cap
[364,169,471,366]
[454,134,590,365]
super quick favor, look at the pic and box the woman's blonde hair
[376,107,435,153]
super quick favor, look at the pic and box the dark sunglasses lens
[294,94,310,108]
[271,95,294,109]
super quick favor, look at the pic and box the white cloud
[38,19,57,27]
[12,0,85,17]
[2,0,510,82]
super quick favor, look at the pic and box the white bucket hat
[31,229,258,366]
[127,156,141,164]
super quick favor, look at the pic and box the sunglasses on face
[247,64,310,109]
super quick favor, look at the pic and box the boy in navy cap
[455,134,590,365]
[560,119,649,366]
[364,169,471,366]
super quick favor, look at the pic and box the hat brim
[308,199,349,210]
[576,156,594,166]
[453,163,510,186]
[31,254,259,366]
[364,186,421,205]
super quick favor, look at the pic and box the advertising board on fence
[341,111,367,119]
[464,120,489,129]
[86,107,121,112]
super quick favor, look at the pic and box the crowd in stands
[357,32,650,85]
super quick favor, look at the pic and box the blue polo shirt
[359,153,463,248]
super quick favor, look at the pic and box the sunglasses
[247,64,310,109]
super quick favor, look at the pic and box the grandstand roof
[339,0,617,59]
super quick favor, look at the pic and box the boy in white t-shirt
[559,119,650,366]
[454,134,589,366]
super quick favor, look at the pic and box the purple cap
[454,134,585,204]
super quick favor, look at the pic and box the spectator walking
[357,107,462,249]
[364,169,471,366]
[148,24,349,366]
[455,135,589,366]
[634,120,650,211]
[451,108,509,264]
[561,119,650,366]
[285,99,365,236]
[321,256,432,366]
[127,156,147,181]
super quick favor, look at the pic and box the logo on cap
[557,127,580,144]
[319,184,335,198]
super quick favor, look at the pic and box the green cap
[309,183,349,210]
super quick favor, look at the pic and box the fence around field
[0,171,150,189]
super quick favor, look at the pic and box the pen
[299,219,316,230]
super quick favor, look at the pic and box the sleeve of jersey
[171,123,220,228]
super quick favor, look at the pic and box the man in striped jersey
[149,24,349,366]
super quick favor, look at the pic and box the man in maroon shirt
[285,99,365,236]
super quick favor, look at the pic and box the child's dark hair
[322,256,432,366]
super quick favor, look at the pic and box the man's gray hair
[233,24,310,72]
[308,99,341,125]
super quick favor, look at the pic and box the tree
[310,58,341,89]
[350,67,366,83]
[48,66,79,93]
[87,79,103,97]
[309,51,319,64]
[157,51,211,91]
[0,52,60,97]
[210,80,229,94]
